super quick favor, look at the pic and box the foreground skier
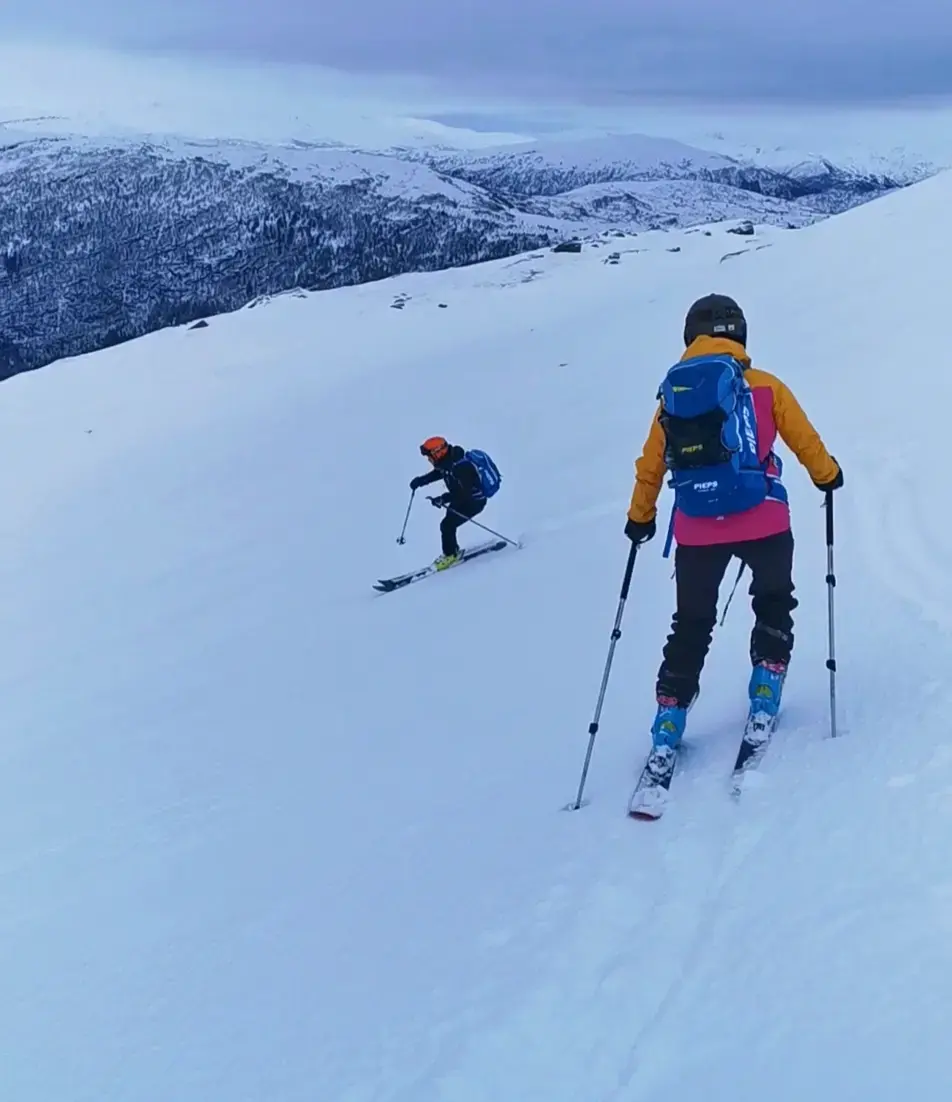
[625,294,842,800]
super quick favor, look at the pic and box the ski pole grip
[825,490,834,547]
[620,541,638,600]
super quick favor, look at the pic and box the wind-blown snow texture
[2,172,951,1100]
[0,128,918,375]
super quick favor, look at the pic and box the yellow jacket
[628,336,840,525]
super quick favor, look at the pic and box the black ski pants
[656,529,797,706]
[441,499,485,555]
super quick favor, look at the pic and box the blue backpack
[458,448,501,500]
[657,353,785,520]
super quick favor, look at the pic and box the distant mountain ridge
[0,127,930,376]
[404,134,918,209]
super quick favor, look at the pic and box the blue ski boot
[651,696,688,749]
[732,661,787,784]
[746,661,786,741]
[629,696,691,817]
[749,660,785,716]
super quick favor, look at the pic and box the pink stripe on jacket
[673,384,790,548]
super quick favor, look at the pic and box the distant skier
[410,436,502,569]
[625,293,842,764]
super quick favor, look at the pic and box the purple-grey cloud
[2,0,951,103]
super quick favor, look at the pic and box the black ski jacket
[413,445,482,508]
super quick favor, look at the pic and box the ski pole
[434,500,521,548]
[825,490,838,738]
[719,561,746,626]
[396,489,416,545]
[570,542,639,810]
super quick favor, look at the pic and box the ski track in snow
[2,176,952,1099]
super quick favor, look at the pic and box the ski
[730,711,781,797]
[373,539,510,593]
[627,746,678,820]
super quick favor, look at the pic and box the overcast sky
[2,0,952,104]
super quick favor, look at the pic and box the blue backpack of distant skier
[657,353,784,519]
[458,448,501,500]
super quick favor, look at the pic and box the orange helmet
[420,435,450,463]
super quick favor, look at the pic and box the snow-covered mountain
[2,164,951,1100]
[691,125,950,182]
[412,132,923,201]
[0,127,926,375]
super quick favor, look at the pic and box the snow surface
[2,171,952,1101]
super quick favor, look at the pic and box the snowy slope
[1,171,951,1101]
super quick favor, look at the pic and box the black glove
[410,475,425,491]
[814,456,843,492]
[625,516,656,544]
[429,494,450,509]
